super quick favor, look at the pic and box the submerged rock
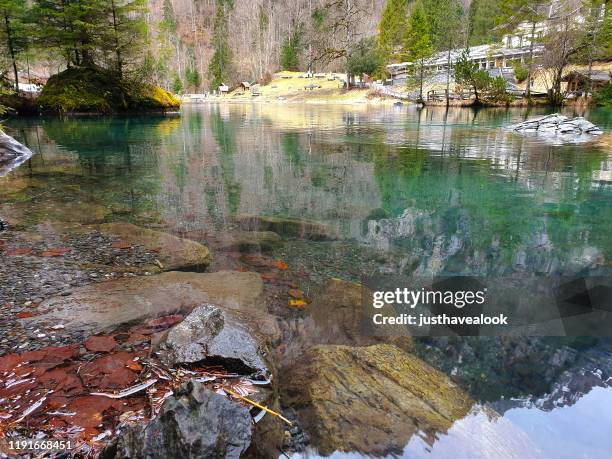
[281,344,472,456]
[230,214,337,241]
[0,131,33,177]
[28,271,266,332]
[217,230,282,253]
[156,304,271,375]
[283,278,413,360]
[94,223,211,272]
[107,381,252,459]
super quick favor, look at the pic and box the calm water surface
[2,104,612,457]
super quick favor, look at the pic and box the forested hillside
[0,0,610,95]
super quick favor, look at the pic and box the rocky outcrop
[230,214,337,241]
[29,271,266,332]
[156,304,271,375]
[107,381,252,459]
[281,344,473,456]
[0,131,33,177]
[93,223,211,272]
[510,114,603,139]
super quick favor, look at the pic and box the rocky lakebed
[0,198,470,458]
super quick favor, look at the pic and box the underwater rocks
[217,230,282,253]
[93,223,211,272]
[230,215,337,241]
[282,278,414,360]
[27,271,266,333]
[281,344,473,456]
[106,381,253,459]
[0,131,33,177]
[155,304,271,375]
[509,114,603,141]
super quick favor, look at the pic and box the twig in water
[224,388,293,426]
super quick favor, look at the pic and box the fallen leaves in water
[288,289,304,299]
[15,311,35,319]
[275,260,289,270]
[289,299,308,308]
[39,247,71,257]
[5,247,33,256]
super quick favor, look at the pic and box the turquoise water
[2,104,612,457]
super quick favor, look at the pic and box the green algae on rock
[38,67,180,114]
[281,344,473,456]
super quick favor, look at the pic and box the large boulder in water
[38,67,180,114]
[107,381,253,459]
[281,344,473,456]
[155,303,271,375]
[509,113,603,143]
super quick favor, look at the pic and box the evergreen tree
[422,0,465,50]
[378,0,410,63]
[280,24,303,71]
[403,1,433,102]
[104,0,146,77]
[347,37,382,81]
[454,49,491,103]
[172,72,182,93]
[0,0,29,91]
[468,0,501,45]
[185,66,201,91]
[208,0,233,89]
[497,0,549,97]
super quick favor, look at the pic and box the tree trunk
[419,59,424,102]
[526,20,536,99]
[3,12,19,92]
[445,44,452,107]
[110,0,123,77]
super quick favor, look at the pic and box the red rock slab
[111,242,132,249]
[0,345,79,373]
[130,314,184,335]
[85,335,118,353]
[38,368,84,395]
[22,345,80,364]
[66,396,123,429]
[126,332,147,344]
[80,352,139,389]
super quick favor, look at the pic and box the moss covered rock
[281,344,473,456]
[38,67,180,114]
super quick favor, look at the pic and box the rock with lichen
[281,344,473,456]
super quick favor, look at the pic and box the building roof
[387,44,543,70]
[562,70,611,82]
